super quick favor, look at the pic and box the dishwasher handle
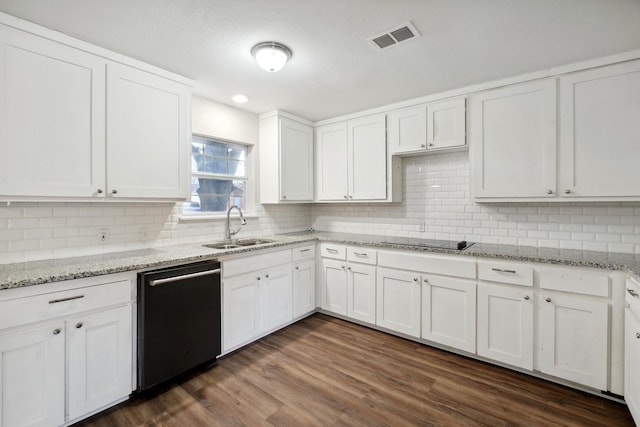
[149,268,221,287]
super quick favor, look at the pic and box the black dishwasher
[137,260,221,391]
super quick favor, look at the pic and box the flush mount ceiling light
[231,94,249,104]
[251,42,292,72]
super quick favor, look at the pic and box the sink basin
[203,238,275,250]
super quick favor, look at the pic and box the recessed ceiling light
[232,94,249,104]
[251,42,292,72]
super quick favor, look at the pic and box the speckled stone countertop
[1,231,639,290]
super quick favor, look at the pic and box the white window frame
[181,134,256,221]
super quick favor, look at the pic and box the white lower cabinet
[319,258,348,316]
[346,263,376,324]
[422,274,476,353]
[293,260,316,318]
[477,282,534,370]
[0,274,134,427]
[626,307,640,424]
[375,268,421,338]
[222,249,294,353]
[0,323,66,427]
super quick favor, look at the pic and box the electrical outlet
[99,228,110,243]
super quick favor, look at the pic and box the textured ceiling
[0,0,639,121]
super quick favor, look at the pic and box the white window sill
[179,212,258,223]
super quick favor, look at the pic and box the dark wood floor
[78,314,634,426]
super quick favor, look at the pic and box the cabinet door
[319,258,348,315]
[625,308,640,425]
[0,323,65,427]
[427,98,466,150]
[477,282,533,369]
[538,292,609,389]
[387,104,427,154]
[347,263,377,324]
[376,268,421,338]
[471,79,556,199]
[316,122,349,200]
[293,260,316,318]
[67,306,133,421]
[223,273,262,352]
[263,264,293,332]
[559,60,640,198]
[0,26,106,198]
[348,114,387,200]
[280,118,313,201]
[106,62,190,199]
[422,275,476,353]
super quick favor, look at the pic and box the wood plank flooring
[77,314,634,426]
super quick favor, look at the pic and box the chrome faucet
[225,205,246,241]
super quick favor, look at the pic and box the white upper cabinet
[558,60,640,198]
[259,112,314,203]
[316,114,387,201]
[388,98,466,155]
[0,25,106,198]
[470,79,557,199]
[0,20,192,201]
[106,62,191,200]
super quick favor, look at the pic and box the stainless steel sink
[203,238,275,250]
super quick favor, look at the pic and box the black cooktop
[381,238,475,251]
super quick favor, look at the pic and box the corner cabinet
[388,97,466,155]
[316,114,389,202]
[259,112,314,203]
[0,20,192,201]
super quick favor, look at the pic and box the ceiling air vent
[367,21,420,50]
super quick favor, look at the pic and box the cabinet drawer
[320,244,347,260]
[539,266,610,297]
[627,277,640,315]
[223,249,292,277]
[0,279,131,330]
[292,245,316,262]
[377,251,476,279]
[478,259,533,287]
[347,247,377,265]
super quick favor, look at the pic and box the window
[184,135,248,214]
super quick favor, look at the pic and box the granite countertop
[1,231,640,290]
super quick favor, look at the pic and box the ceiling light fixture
[251,42,292,72]
[232,94,249,104]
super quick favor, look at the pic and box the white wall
[312,151,640,254]
[0,97,312,264]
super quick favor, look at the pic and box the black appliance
[137,260,221,391]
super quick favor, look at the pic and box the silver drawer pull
[492,268,517,274]
[49,295,84,304]
[299,248,311,253]
[627,288,639,298]
[353,252,368,257]
[326,248,339,253]
[636,333,640,339]
[150,269,221,287]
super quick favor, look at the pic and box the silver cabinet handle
[341,265,346,269]
[97,189,103,194]
[545,297,552,303]
[524,295,530,300]
[53,328,61,335]
[564,189,571,194]
[326,248,339,253]
[295,266,299,270]
[628,288,639,297]
[265,274,270,278]
[49,295,84,304]
[257,276,261,281]
[413,278,418,282]
[491,268,517,274]
[282,195,287,199]
[428,143,434,147]
[347,266,352,270]
[421,144,426,148]
[343,195,348,199]
[299,248,311,253]
[353,252,368,257]
[423,278,429,284]
[636,333,640,339]
[547,190,553,195]
[112,189,118,194]
[75,322,83,329]
[149,269,220,287]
